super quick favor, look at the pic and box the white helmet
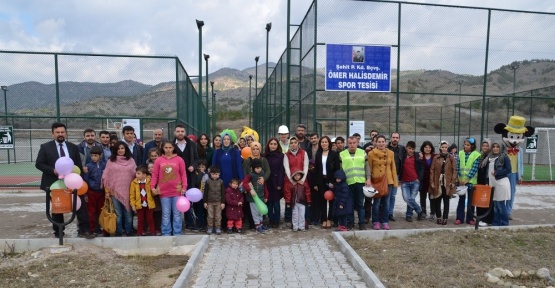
[363,186,378,198]
[278,125,289,134]
[456,185,467,196]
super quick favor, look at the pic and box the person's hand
[430,184,434,189]
[264,198,268,203]
[286,204,291,208]
[204,203,208,209]
[53,169,58,176]
[105,193,110,199]
[132,207,136,212]
[365,179,372,186]
[298,180,304,185]
[328,183,334,189]
[82,167,88,174]
[238,202,242,206]
[276,186,281,190]
[257,177,264,185]
[250,190,256,196]
[188,166,194,172]
[339,205,343,209]
[314,186,318,191]
[248,183,254,190]
[220,203,225,209]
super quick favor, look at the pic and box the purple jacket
[225,187,244,220]
[265,150,285,201]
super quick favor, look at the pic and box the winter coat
[284,170,312,206]
[129,177,156,210]
[429,153,457,198]
[84,161,106,192]
[313,149,341,190]
[204,178,225,204]
[265,150,285,201]
[225,187,244,220]
[333,170,353,216]
[367,148,398,187]
[420,154,436,194]
[242,172,269,202]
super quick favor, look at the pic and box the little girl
[150,141,187,236]
[225,178,244,233]
[146,147,160,165]
[333,170,353,231]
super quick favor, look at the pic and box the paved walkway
[190,232,367,288]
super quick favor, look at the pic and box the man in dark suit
[173,124,199,230]
[35,122,94,239]
[122,125,144,165]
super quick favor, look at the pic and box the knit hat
[250,158,262,170]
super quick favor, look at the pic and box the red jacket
[284,181,312,206]
[225,187,244,220]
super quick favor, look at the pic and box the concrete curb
[332,224,555,288]
[332,232,386,288]
[173,235,209,288]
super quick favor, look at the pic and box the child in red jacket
[225,178,244,233]
[284,170,312,231]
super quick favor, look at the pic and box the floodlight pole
[249,75,253,127]
[510,63,519,116]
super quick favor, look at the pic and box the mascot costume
[240,126,259,143]
[493,115,534,219]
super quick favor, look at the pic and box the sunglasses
[466,137,476,145]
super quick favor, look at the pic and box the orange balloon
[77,182,89,196]
[241,147,252,159]
[324,190,334,201]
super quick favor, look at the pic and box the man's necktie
[59,143,66,157]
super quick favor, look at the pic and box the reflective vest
[340,149,366,185]
[459,150,480,184]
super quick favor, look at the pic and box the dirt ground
[347,227,555,288]
[0,244,188,288]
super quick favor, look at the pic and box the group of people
[36,122,516,238]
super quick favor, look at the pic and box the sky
[1,0,555,84]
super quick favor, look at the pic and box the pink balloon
[55,156,74,176]
[72,195,82,210]
[64,173,83,190]
[185,188,203,203]
[176,196,191,212]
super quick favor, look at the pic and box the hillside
[7,60,555,132]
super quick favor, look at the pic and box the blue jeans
[160,196,182,236]
[401,181,422,218]
[507,173,517,216]
[492,200,509,226]
[112,196,133,235]
[372,185,392,224]
[456,184,475,223]
[388,185,398,216]
[349,183,365,225]
[267,200,280,223]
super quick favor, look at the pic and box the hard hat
[362,186,378,198]
[456,185,467,196]
[278,125,289,134]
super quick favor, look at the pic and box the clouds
[0,0,554,85]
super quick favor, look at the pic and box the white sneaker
[478,221,488,227]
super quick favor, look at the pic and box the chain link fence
[253,0,555,181]
[0,51,208,187]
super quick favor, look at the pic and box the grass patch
[347,227,555,287]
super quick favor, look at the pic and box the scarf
[488,141,506,170]
[102,155,136,212]
[479,138,492,168]
[222,144,232,153]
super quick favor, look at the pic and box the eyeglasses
[466,137,475,145]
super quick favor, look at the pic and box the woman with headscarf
[477,138,494,226]
[264,137,285,228]
[429,140,457,225]
[487,141,512,226]
[242,141,271,230]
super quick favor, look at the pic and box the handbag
[99,197,117,234]
[371,173,389,199]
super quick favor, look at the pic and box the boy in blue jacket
[333,170,353,231]
[83,146,106,236]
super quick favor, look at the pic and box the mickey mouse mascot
[493,115,535,220]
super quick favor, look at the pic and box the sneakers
[261,225,270,231]
[417,212,426,221]
[479,221,488,227]
[215,228,222,235]
[373,222,380,230]
[388,215,396,222]
[359,224,366,230]
[236,229,243,233]
[454,219,462,225]
[256,226,265,233]
[429,214,436,221]
[78,231,95,239]
[405,217,413,222]
[337,225,348,232]
[207,228,213,235]
[227,228,233,234]
[381,223,390,230]
[468,220,476,225]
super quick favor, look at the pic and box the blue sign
[325,44,391,92]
